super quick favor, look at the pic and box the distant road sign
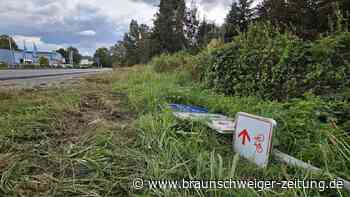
[233,112,276,167]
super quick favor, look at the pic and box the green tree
[257,0,290,26]
[238,0,255,31]
[224,2,241,42]
[0,35,18,50]
[320,1,350,33]
[256,0,346,39]
[111,20,152,66]
[224,0,254,42]
[56,48,68,63]
[67,47,82,65]
[197,18,222,47]
[123,33,139,66]
[38,56,49,66]
[288,0,320,39]
[93,47,112,67]
[110,41,127,67]
[184,0,200,49]
[151,0,187,55]
[341,0,350,21]
[137,24,152,63]
[127,20,142,64]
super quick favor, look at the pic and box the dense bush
[198,23,350,100]
[191,39,225,80]
[323,87,350,133]
[150,51,195,73]
[307,32,350,95]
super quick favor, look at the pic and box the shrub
[206,38,224,50]
[0,62,8,69]
[306,32,350,95]
[39,56,49,67]
[113,67,350,196]
[191,39,225,80]
[150,51,194,73]
[198,23,350,100]
[199,23,309,100]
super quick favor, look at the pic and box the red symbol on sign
[238,129,251,145]
[253,134,265,153]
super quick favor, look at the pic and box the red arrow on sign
[238,129,251,145]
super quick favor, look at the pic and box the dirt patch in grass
[0,71,142,196]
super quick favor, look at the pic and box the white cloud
[85,0,157,26]
[78,30,97,36]
[197,3,230,24]
[0,0,159,55]
[0,0,235,55]
[13,35,65,52]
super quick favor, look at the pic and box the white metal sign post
[233,112,276,167]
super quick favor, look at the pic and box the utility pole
[22,40,27,67]
[69,50,74,65]
[8,36,15,68]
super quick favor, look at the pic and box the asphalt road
[0,69,110,81]
[0,68,112,89]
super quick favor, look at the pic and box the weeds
[1,67,349,196]
[114,66,350,196]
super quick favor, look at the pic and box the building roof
[0,48,65,64]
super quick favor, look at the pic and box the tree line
[1,1,349,68]
[0,35,18,50]
[94,0,350,67]
[56,47,82,65]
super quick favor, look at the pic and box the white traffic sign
[233,112,276,167]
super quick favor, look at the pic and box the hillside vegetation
[128,22,350,196]
[113,66,349,196]
[0,0,349,196]
[198,24,350,100]
[0,63,348,196]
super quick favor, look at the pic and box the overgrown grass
[113,66,350,196]
[1,66,349,196]
[0,72,142,196]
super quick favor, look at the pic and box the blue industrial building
[0,48,65,67]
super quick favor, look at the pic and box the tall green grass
[113,66,350,196]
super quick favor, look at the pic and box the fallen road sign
[233,112,277,167]
[168,104,209,113]
[169,105,350,192]
[173,112,235,134]
[169,104,235,134]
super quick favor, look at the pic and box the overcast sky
[0,0,235,55]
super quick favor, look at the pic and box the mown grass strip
[0,71,142,196]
